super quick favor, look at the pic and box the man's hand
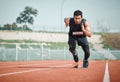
[81,23,86,32]
[64,18,70,27]
[81,22,92,37]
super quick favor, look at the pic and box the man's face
[74,15,82,24]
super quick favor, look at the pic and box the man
[64,10,92,68]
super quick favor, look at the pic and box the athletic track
[0,60,120,82]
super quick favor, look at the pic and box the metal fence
[0,43,120,61]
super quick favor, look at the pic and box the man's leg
[81,45,90,68]
[68,37,79,68]
[69,46,79,68]
[69,47,79,63]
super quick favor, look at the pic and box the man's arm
[64,18,70,27]
[82,21,92,37]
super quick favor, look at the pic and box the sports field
[0,32,120,82]
[0,60,120,82]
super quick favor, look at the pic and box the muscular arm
[82,21,92,37]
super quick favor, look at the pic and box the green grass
[0,39,68,49]
[102,43,114,50]
[0,39,40,43]
[0,39,94,49]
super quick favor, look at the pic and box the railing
[0,43,120,61]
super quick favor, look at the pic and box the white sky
[0,0,120,32]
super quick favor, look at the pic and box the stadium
[0,0,120,82]
[0,31,120,82]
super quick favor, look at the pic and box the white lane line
[103,61,110,82]
[0,62,59,68]
[0,64,71,77]
[0,63,48,68]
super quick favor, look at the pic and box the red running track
[0,60,120,82]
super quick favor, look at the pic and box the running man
[64,10,92,68]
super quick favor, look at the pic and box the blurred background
[0,0,120,61]
[0,0,120,32]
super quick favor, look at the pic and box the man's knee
[86,50,90,55]
[69,46,75,54]
[85,50,90,57]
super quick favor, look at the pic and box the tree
[12,22,18,30]
[16,6,38,30]
[4,24,12,30]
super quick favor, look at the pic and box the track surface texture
[0,60,120,82]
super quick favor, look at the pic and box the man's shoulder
[69,18,74,22]
[70,17,73,19]
[81,18,87,25]
[82,18,87,21]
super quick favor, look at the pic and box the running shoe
[83,60,89,68]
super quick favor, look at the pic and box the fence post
[2,47,6,61]
[64,46,66,60]
[27,48,29,61]
[16,44,18,61]
[41,43,44,60]
[48,48,51,60]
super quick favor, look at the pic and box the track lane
[0,60,106,82]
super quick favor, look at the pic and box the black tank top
[69,18,86,37]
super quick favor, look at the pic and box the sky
[0,0,120,32]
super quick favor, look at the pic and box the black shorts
[68,36,90,60]
[68,36,88,46]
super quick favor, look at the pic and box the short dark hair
[74,10,83,17]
